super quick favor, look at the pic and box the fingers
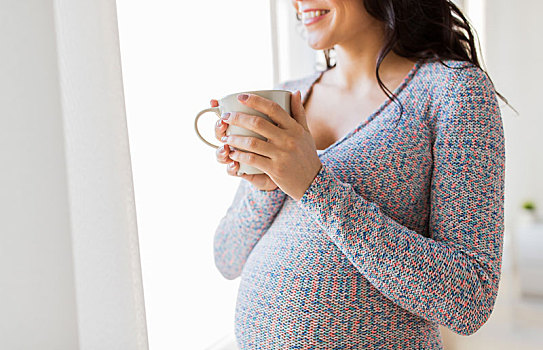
[290,90,308,129]
[237,93,295,129]
[216,144,233,164]
[216,144,240,176]
[227,148,271,175]
[225,159,239,177]
[239,173,279,192]
[210,98,240,177]
[216,144,227,163]
[222,134,274,159]
[223,111,280,142]
[210,98,227,142]
[215,117,228,142]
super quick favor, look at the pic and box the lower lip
[303,12,329,26]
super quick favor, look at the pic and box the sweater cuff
[251,183,285,199]
[297,164,337,211]
[256,186,283,195]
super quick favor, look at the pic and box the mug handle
[194,107,222,149]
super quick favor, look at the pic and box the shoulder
[273,70,323,101]
[415,59,502,137]
[417,59,496,97]
[273,70,322,91]
[417,59,499,118]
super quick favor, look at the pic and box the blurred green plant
[522,200,536,211]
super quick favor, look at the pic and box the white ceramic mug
[194,90,291,176]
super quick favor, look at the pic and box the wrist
[294,162,323,202]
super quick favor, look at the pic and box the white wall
[484,1,543,232]
[0,0,148,349]
[0,1,79,348]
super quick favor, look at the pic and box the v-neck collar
[301,59,424,157]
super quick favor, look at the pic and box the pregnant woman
[212,0,506,348]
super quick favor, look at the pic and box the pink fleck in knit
[213,59,505,349]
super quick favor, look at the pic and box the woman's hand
[211,99,280,191]
[220,91,323,201]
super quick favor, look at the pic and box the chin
[306,34,334,51]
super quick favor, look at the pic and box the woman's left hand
[221,91,323,201]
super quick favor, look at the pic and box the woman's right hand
[212,99,279,192]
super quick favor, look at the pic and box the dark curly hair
[296,0,515,120]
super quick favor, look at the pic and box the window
[116,0,297,348]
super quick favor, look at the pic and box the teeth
[302,10,329,21]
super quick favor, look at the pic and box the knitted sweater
[213,59,505,349]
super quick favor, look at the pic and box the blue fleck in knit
[213,59,505,349]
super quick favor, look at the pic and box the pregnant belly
[233,222,438,349]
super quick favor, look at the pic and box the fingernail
[229,162,236,168]
[237,94,249,102]
[219,145,225,153]
[221,112,230,120]
[216,119,223,127]
[221,136,228,142]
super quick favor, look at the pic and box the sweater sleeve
[296,67,505,336]
[214,179,287,280]
[213,80,290,280]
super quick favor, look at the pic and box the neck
[328,31,410,93]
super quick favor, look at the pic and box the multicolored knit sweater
[213,59,505,349]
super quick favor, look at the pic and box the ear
[291,0,300,13]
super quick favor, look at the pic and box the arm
[295,67,505,336]
[213,81,291,280]
[213,179,286,280]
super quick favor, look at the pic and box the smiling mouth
[301,9,330,24]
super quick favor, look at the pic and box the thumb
[290,90,308,129]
